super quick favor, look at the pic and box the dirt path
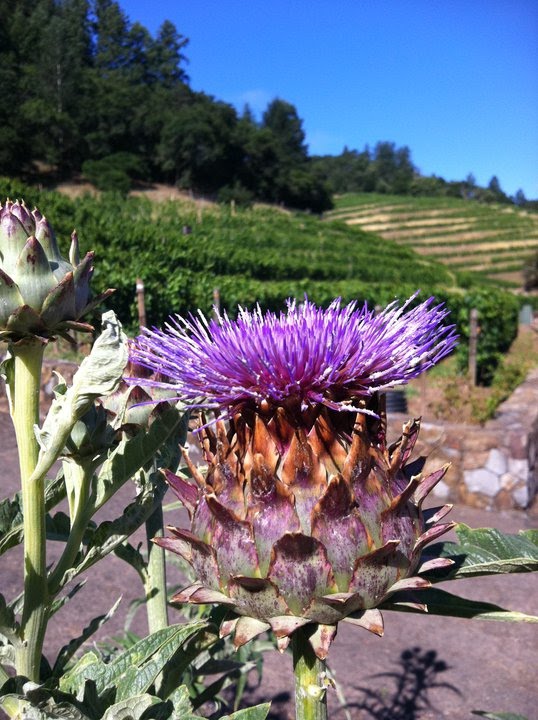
[1,407,537,719]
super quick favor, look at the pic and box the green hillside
[0,178,521,383]
[326,193,538,287]
[1,177,474,330]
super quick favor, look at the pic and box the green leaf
[422,523,538,581]
[91,403,186,513]
[383,587,538,622]
[0,681,92,720]
[58,472,166,589]
[113,542,148,584]
[60,622,208,698]
[472,713,529,720]
[114,622,206,701]
[0,593,21,646]
[32,311,128,484]
[221,702,272,720]
[167,685,204,720]
[0,471,66,555]
[59,652,104,698]
[101,693,161,720]
[52,597,122,677]
[49,581,87,618]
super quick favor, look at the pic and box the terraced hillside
[326,194,538,286]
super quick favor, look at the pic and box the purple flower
[134,294,458,658]
[129,293,457,415]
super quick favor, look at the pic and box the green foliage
[0,179,519,384]
[444,288,520,384]
[82,154,145,195]
[523,249,538,290]
[423,524,538,580]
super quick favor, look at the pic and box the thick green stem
[292,628,328,720]
[48,460,92,596]
[144,502,169,634]
[9,340,47,681]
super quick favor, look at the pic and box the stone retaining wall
[392,369,538,510]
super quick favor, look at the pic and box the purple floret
[128,293,458,414]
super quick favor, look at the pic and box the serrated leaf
[113,542,148,584]
[101,693,160,720]
[382,587,538,622]
[167,685,203,719]
[221,703,272,720]
[91,404,186,513]
[472,713,529,720]
[58,473,166,590]
[114,622,208,701]
[49,581,87,619]
[59,652,104,697]
[422,523,538,581]
[0,471,66,555]
[31,311,128,484]
[52,597,122,677]
[0,593,21,646]
[0,683,92,720]
[60,622,208,698]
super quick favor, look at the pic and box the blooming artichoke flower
[129,295,458,658]
[0,199,112,343]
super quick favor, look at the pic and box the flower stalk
[145,500,169,634]
[292,627,328,720]
[9,339,48,681]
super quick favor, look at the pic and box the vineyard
[0,178,522,382]
[326,193,538,286]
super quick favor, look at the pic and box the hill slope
[325,194,538,287]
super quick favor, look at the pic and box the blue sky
[121,0,538,199]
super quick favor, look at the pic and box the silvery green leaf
[422,524,538,581]
[91,404,185,513]
[59,652,104,699]
[52,597,122,677]
[49,581,87,618]
[101,693,161,720]
[60,621,208,698]
[31,311,128,483]
[167,685,203,719]
[0,593,21,646]
[0,681,91,720]
[221,704,272,720]
[0,471,66,555]
[472,713,529,720]
[58,472,166,589]
[115,621,207,701]
[382,586,538,622]
[113,542,148,584]
[0,642,16,669]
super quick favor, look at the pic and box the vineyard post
[469,307,478,386]
[136,277,146,329]
[213,288,221,320]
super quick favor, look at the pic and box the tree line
[1,0,533,212]
[1,0,333,212]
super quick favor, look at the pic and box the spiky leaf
[422,524,538,581]
[382,586,538,622]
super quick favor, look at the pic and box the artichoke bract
[130,296,458,658]
[0,199,112,343]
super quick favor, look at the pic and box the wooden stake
[469,307,479,386]
[136,278,146,330]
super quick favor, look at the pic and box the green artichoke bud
[0,198,112,342]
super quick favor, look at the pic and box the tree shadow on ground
[340,646,460,720]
